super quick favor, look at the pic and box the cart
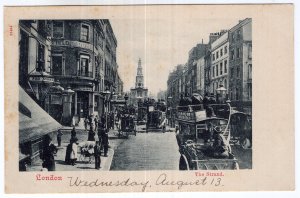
[78,141,95,163]
[176,103,239,170]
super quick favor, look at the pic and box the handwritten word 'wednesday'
[67,173,223,192]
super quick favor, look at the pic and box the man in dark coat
[94,141,101,169]
[65,139,72,164]
[41,135,57,171]
[101,131,109,157]
[88,127,96,141]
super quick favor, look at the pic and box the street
[110,130,180,170]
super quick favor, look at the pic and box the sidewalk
[27,126,123,171]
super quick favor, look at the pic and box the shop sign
[74,87,93,92]
[52,39,97,52]
[177,111,195,121]
[29,76,54,83]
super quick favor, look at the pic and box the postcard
[4,4,294,193]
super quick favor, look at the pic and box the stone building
[210,30,229,95]
[228,18,252,112]
[19,19,120,125]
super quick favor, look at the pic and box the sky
[110,16,241,96]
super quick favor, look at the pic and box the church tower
[135,58,144,88]
[130,58,148,107]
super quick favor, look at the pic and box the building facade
[210,31,229,95]
[228,18,252,111]
[19,19,120,125]
[19,20,55,115]
[130,58,148,107]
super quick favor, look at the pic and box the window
[231,68,234,78]
[220,49,223,57]
[249,44,252,58]
[237,67,240,78]
[248,84,252,100]
[81,24,89,41]
[80,55,92,77]
[216,64,219,76]
[224,46,228,54]
[220,62,223,75]
[52,21,64,38]
[216,51,219,59]
[213,53,215,61]
[37,44,45,72]
[237,47,240,58]
[232,33,235,41]
[212,66,215,77]
[224,60,228,73]
[237,29,241,40]
[248,64,252,79]
[224,79,227,89]
[52,55,63,75]
[236,88,239,100]
[231,50,235,60]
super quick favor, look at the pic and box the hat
[213,126,222,133]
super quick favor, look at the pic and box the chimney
[202,39,203,44]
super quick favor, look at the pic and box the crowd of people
[40,112,123,171]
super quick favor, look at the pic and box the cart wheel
[179,155,189,170]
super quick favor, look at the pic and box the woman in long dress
[70,138,78,166]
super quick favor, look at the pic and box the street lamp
[216,84,227,103]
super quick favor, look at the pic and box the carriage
[176,103,239,170]
[146,110,167,132]
[118,114,137,138]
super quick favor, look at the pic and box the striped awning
[19,86,61,144]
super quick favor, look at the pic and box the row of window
[212,60,228,78]
[52,21,105,48]
[230,47,242,60]
[212,45,228,61]
[231,29,242,41]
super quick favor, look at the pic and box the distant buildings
[167,18,252,114]
[19,20,123,125]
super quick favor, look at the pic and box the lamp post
[167,96,173,127]
[102,88,111,129]
[124,93,129,106]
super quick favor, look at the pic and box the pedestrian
[65,139,72,164]
[41,135,58,171]
[71,126,76,140]
[102,130,109,157]
[84,116,89,131]
[57,129,63,147]
[97,118,105,142]
[94,115,99,131]
[88,127,96,141]
[94,141,102,170]
[110,113,115,130]
[70,138,78,166]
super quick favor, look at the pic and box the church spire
[135,58,144,88]
[137,58,143,76]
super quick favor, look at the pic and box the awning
[19,86,61,144]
